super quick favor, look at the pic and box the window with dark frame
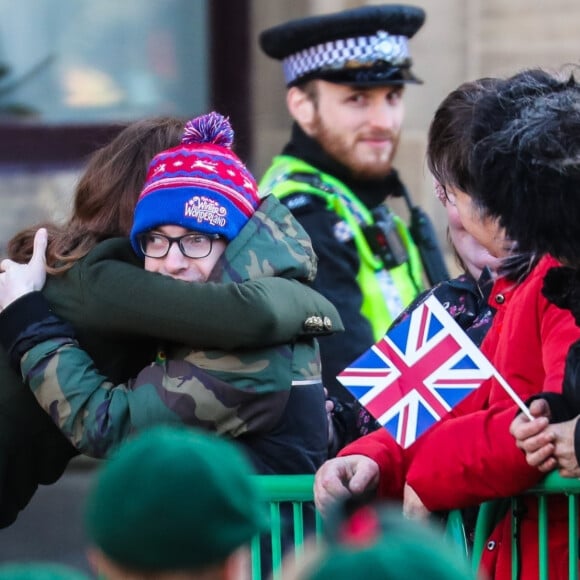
[0,0,251,166]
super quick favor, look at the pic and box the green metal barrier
[251,472,580,579]
[444,507,469,556]
[250,475,321,580]
[469,472,580,580]
[251,474,478,580]
[251,474,469,580]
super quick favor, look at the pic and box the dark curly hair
[469,66,580,265]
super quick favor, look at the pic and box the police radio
[363,205,409,270]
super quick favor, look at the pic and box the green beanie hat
[84,425,268,572]
[305,503,474,580]
[0,563,90,580]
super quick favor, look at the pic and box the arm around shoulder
[44,238,343,350]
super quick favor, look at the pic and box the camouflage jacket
[2,196,332,473]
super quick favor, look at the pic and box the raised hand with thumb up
[0,228,48,310]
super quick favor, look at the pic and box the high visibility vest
[260,155,425,339]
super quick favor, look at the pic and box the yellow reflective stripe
[263,155,424,338]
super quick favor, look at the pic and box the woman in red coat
[314,71,580,580]
[488,69,580,479]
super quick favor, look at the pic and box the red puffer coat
[340,255,580,579]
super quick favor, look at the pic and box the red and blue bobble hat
[130,112,260,258]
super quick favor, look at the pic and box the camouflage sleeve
[20,338,290,458]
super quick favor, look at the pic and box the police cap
[259,4,425,87]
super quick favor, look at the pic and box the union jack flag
[338,295,497,448]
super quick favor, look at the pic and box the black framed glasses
[137,232,221,259]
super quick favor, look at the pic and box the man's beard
[311,114,400,180]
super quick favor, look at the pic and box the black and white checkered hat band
[282,31,409,84]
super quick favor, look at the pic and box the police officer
[259,4,448,446]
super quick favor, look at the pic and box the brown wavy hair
[8,116,185,274]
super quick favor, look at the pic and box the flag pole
[493,373,534,420]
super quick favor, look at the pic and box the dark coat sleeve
[0,345,77,528]
[526,340,580,423]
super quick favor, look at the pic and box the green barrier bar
[250,534,262,580]
[570,494,578,580]
[538,495,548,580]
[250,475,318,580]
[315,508,323,537]
[525,473,580,580]
[252,474,316,502]
[511,499,518,580]
[470,499,509,575]
[293,501,305,555]
[504,472,580,580]
[270,502,282,580]
[526,472,580,494]
[469,473,580,579]
[444,509,468,558]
